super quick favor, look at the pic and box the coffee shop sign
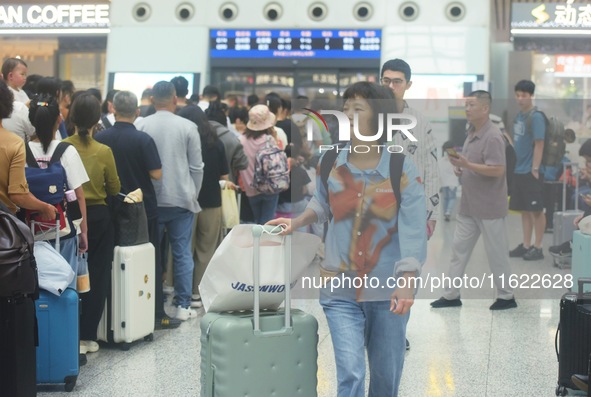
[0,4,110,28]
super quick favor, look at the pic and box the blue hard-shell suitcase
[200,226,318,397]
[36,288,79,392]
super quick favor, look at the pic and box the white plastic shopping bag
[199,224,321,312]
[220,185,239,229]
[34,241,75,296]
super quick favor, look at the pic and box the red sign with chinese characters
[555,54,591,75]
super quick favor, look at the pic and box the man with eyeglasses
[381,58,441,350]
[381,59,440,238]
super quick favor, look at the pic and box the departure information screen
[210,29,381,59]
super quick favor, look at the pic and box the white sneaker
[175,306,197,321]
[80,340,99,354]
[191,294,202,308]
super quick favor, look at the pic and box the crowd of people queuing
[2,54,591,396]
[0,56,343,362]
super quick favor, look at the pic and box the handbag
[113,190,149,247]
[199,224,321,312]
[221,185,239,229]
[76,254,90,293]
[0,204,39,298]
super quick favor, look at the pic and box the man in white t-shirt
[381,58,441,351]
[197,85,221,112]
[381,59,440,236]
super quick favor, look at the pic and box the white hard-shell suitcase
[97,243,155,349]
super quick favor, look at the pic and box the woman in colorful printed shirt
[268,82,427,397]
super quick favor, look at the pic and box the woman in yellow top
[64,93,120,355]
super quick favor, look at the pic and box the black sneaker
[405,338,410,351]
[430,297,462,308]
[523,246,544,261]
[155,315,182,330]
[509,243,529,258]
[489,298,517,310]
[549,240,572,257]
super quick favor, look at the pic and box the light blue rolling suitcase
[572,231,591,293]
[36,288,79,392]
[200,226,318,397]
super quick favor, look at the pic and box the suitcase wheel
[119,343,131,351]
[144,333,154,342]
[555,384,568,396]
[64,375,77,392]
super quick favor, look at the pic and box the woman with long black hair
[27,93,89,272]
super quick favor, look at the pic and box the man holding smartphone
[431,91,516,310]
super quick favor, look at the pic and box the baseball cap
[247,104,275,131]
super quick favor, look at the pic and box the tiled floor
[38,215,586,397]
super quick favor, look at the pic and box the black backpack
[0,203,39,299]
[319,147,405,218]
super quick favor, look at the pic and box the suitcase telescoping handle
[252,224,292,336]
[31,217,61,252]
[561,162,579,212]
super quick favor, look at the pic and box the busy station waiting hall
[1,0,591,396]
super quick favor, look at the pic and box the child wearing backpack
[238,104,289,224]
[27,95,89,280]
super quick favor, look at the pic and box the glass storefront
[532,53,591,139]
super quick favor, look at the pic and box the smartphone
[446,148,460,158]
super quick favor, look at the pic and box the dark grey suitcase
[200,225,318,397]
[556,279,591,396]
[0,296,37,397]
